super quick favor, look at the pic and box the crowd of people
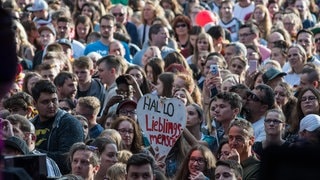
[2,0,320,179]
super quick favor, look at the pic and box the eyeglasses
[60,107,70,111]
[112,13,124,17]
[86,145,98,152]
[264,119,283,125]
[175,23,187,28]
[239,32,252,37]
[119,109,137,115]
[301,96,317,102]
[189,157,206,165]
[249,93,263,103]
[117,128,134,134]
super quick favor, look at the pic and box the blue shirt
[84,40,132,63]
[89,124,104,139]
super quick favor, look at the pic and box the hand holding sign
[137,94,187,158]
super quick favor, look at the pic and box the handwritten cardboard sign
[137,94,186,158]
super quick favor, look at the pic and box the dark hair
[31,80,57,101]
[3,92,34,111]
[59,98,76,110]
[110,116,143,153]
[74,15,93,42]
[96,55,124,75]
[216,138,229,158]
[145,57,164,84]
[99,13,115,24]
[297,29,314,41]
[89,137,117,156]
[301,67,320,84]
[158,72,175,97]
[216,92,243,110]
[126,153,155,173]
[255,84,275,109]
[149,24,165,41]
[69,142,100,166]
[57,16,73,25]
[126,65,150,94]
[207,25,225,40]
[293,87,320,133]
[54,71,78,87]
[216,160,243,178]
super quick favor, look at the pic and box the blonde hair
[117,150,133,164]
[106,163,127,180]
[99,129,122,150]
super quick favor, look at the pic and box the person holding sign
[175,144,216,179]
[184,103,219,154]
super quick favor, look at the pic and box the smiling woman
[175,145,216,179]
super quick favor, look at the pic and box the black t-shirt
[34,117,54,150]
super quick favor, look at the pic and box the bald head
[268,32,285,49]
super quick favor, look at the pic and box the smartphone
[210,64,220,76]
[248,60,258,74]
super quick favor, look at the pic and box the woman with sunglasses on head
[284,87,320,144]
[252,108,290,159]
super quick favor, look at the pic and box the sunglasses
[264,119,283,125]
[249,93,263,103]
[113,13,124,17]
[175,24,187,28]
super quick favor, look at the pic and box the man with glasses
[110,4,140,47]
[75,96,104,139]
[244,84,275,142]
[5,114,62,177]
[227,118,260,180]
[31,79,84,174]
[84,14,132,63]
[116,99,137,122]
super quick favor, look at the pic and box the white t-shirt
[233,2,255,22]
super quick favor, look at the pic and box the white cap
[27,0,48,11]
[299,114,320,132]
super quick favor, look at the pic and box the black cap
[4,136,30,155]
[116,99,137,114]
[56,38,72,49]
[262,68,287,83]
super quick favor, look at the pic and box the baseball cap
[116,99,137,114]
[4,136,30,155]
[262,67,287,83]
[299,114,320,132]
[57,38,72,49]
[27,0,48,12]
[311,26,320,36]
[38,23,56,36]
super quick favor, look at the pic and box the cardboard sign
[137,94,186,158]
